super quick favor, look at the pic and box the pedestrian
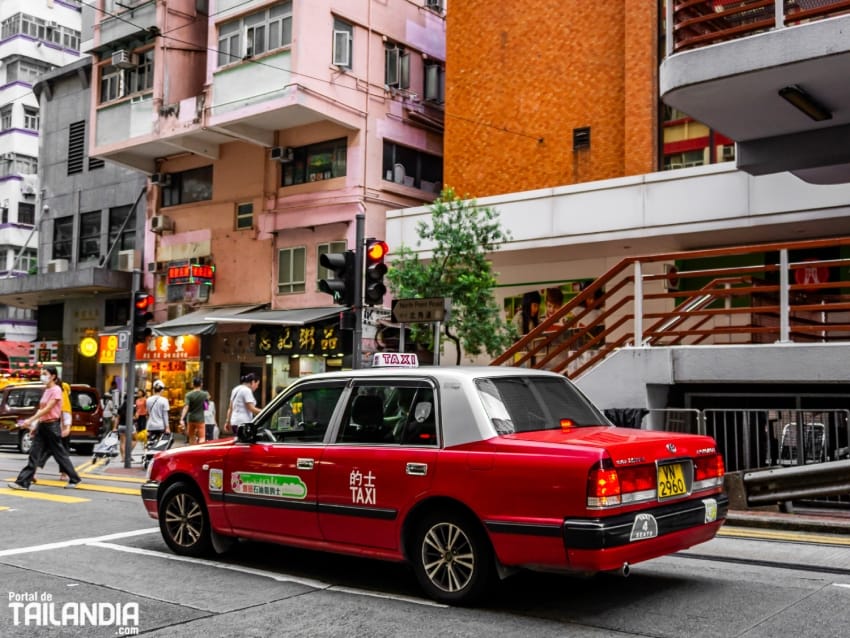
[204,398,218,442]
[100,384,116,437]
[179,377,208,445]
[145,380,171,446]
[134,388,147,434]
[33,379,73,484]
[112,395,131,462]
[7,366,81,490]
[224,373,261,435]
[512,290,541,338]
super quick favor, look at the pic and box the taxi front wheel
[18,430,32,455]
[411,510,494,605]
[159,482,213,557]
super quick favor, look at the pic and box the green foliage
[386,187,514,362]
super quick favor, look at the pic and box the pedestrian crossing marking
[0,487,89,503]
[3,478,139,496]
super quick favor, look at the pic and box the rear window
[6,388,42,409]
[71,390,98,412]
[475,376,607,434]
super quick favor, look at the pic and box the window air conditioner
[270,146,294,162]
[425,0,444,10]
[151,215,174,234]
[150,172,171,186]
[21,184,36,196]
[118,249,137,272]
[47,259,69,273]
[111,49,136,69]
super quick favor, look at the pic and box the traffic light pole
[353,213,364,369]
[124,269,140,468]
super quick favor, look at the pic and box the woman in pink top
[7,366,81,490]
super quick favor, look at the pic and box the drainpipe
[778,249,790,343]
[634,261,644,346]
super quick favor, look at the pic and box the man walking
[145,380,171,445]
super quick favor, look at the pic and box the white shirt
[229,384,256,425]
[146,393,170,432]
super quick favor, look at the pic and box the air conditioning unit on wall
[270,146,294,162]
[151,215,174,234]
[118,249,137,272]
[111,49,136,69]
[150,172,171,186]
[47,259,69,273]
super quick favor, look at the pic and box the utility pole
[124,269,140,467]
[353,213,365,369]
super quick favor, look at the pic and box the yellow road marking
[79,472,147,484]
[0,487,89,503]
[3,477,140,496]
[0,506,9,511]
[719,525,850,546]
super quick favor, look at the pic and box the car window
[475,376,606,434]
[23,389,42,408]
[6,389,24,408]
[336,382,437,446]
[71,391,98,412]
[261,384,344,443]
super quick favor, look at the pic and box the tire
[158,482,213,557]
[18,430,32,455]
[411,509,494,605]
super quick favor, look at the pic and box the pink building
[86,0,445,406]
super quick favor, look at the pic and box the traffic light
[319,249,356,306]
[133,291,154,344]
[364,238,389,306]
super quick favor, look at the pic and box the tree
[386,187,514,364]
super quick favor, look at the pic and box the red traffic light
[366,240,389,262]
[134,293,154,310]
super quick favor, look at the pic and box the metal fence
[644,408,850,474]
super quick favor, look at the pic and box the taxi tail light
[693,453,725,489]
[587,460,657,509]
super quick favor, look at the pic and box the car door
[318,379,438,550]
[222,381,346,541]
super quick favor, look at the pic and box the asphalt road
[1,449,849,637]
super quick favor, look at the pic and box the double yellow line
[719,525,850,546]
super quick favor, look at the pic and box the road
[0,449,848,637]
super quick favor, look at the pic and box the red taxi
[142,356,727,605]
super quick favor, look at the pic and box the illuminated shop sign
[167,264,215,285]
[255,320,350,357]
[135,335,201,361]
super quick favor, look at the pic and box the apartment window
[17,202,35,226]
[98,49,154,103]
[332,19,353,69]
[129,49,154,93]
[217,1,292,67]
[278,246,306,294]
[53,216,73,260]
[236,202,253,230]
[79,211,101,263]
[385,44,410,89]
[108,205,136,254]
[0,154,37,177]
[0,106,11,131]
[424,63,445,103]
[317,241,347,289]
[664,150,705,170]
[382,141,442,192]
[23,106,38,131]
[162,166,213,207]
[68,121,85,175]
[17,249,36,273]
[6,57,51,85]
[281,138,347,186]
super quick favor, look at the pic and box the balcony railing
[667,0,850,55]
[491,235,850,377]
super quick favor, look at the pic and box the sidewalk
[726,506,850,534]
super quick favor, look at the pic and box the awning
[206,306,343,326]
[151,305,263,337]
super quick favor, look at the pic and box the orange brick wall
[445,1,659,198]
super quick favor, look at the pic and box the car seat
[348,394,385,443]
[402,400,437,445]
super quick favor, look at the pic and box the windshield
[475,376,607,434]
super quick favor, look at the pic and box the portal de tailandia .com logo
[8,591,140,634]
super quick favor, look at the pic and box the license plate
[657,462,688,499]
[70,426,86,432]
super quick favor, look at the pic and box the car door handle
[406,462,428,476]
[297,458,315,470]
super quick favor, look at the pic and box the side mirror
[236,423,256,443]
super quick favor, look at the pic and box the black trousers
[16,421,80,487]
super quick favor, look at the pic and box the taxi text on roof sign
[372,352,419,367]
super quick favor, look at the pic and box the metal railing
[666,0,850,55]
[492,236,850,379]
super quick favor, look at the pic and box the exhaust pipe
[620,562,630,578]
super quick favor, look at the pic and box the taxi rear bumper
[563,492,729,550]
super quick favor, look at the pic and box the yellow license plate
[657,463,687,499]
[70,426,86,432]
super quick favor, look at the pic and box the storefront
[135,334,202,427]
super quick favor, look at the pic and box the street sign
[115,329,131,363]
[391,297,446,323]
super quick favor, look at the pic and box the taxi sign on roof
[372,352,419,367]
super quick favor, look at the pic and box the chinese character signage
[255,320,350,357]
[167,263,215,285]
[135,335,201,361]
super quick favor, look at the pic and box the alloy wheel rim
[421,522,475,593]
[164,493,203,547]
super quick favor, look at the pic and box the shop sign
[149,361,187,372]
[97,331,130,364]
[135,335,201,361]
[30,341,59,364]
[255,320,348,357]
[167,263,215,285]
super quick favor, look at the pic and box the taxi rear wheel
[159,482,213,557]
[411,510,494,605]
